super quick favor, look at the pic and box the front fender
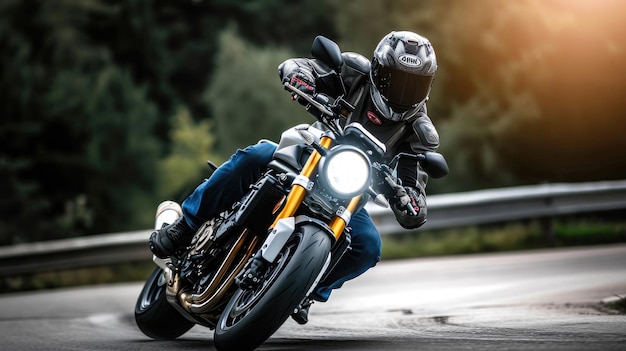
[293,215,337,241]
[259,215,336,263]
[260,217,295,263]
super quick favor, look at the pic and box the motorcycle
[134,36,449,351]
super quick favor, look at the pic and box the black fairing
[343,125,385,162]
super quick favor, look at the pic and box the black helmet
[370,31,437,121]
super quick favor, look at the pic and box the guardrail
[368,180,626,234]
[1,180,625,276]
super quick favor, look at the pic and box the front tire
[213,224,332,351]
[135,267,195,340]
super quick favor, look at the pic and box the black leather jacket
[278,52,440,229]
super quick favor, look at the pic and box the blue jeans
[181,143,382,302]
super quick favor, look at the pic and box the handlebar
[284,83,337,118]
[377,163,418,216]
[284,82,355,121]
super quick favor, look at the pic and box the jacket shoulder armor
[410,113,440,152]
[341,52,370,75]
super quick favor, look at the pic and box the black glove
[284,67,315,96]
[385,176,420,216]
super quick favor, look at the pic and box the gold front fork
[329,195,361,240]
[269,135,333,229]
[269,135,361,241]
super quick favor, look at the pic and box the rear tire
[213,224,332,351]
[135,267,195,340]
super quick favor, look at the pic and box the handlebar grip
[406,203,418,216]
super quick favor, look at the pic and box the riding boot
[149,217,194,258]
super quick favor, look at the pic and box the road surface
[1,244,624,350]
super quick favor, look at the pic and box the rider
[150,31,440,324]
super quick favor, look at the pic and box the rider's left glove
[387,176,421,216]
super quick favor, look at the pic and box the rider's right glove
[283,66,316,100]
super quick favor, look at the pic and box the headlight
[319,146,371,198]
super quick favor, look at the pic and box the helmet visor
[372,64,433,112]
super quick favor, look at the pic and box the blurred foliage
[335,0,626,193]
[156,106,219,203]
[1,0,625,245]
[0,261,156,293]
[0,0,333,244]
[206,27,311,153]
[432,0,626,190]
[382,217,626,260]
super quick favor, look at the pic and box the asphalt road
[1,244,625,351]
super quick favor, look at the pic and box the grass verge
[0,261,155,294]
[381,218,626,260]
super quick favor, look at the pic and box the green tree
[331,0,438,54]
[332,0,626,192]
[210,0,336,55]
[206,27,312,155]
[0,0,123,243]
[157,107,221,204]
[432,0,626,187]
[0,0,341,244]
[44,65,163,233]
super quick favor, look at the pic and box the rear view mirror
[311,36,343,70]
[422,152,449,179]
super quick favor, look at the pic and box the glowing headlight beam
[323,149,370,197]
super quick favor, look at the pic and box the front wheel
[135,267,195,340]
[214,224,332,351]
